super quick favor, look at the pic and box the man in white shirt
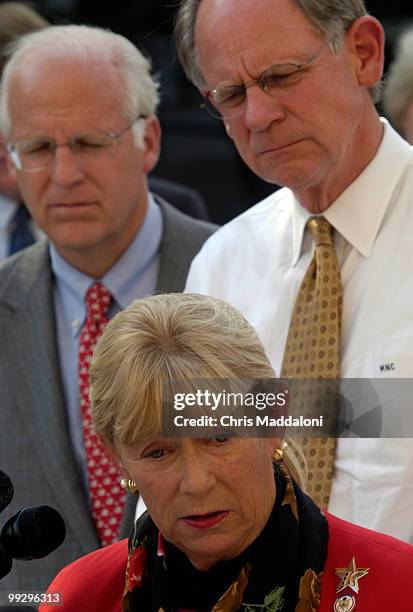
[176,0,413,542]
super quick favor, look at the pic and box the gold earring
[273,441,288,464]
[120,478,139,495]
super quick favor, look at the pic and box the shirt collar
[103,194,162,309]
[50,193,162,335]
[291,118,412,265]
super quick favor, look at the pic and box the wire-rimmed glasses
[201,44,327,120]
[7,114,147,172]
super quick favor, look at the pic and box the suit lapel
[1,242,99,553]
[155,199,190,293]
[155,198,216,294]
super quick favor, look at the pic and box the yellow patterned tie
[281,216,343,507]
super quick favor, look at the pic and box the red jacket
[319,512,413,611]
[41,512,413,611]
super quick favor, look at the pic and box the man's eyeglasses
[7,114,147,172]
[201,44,327,120]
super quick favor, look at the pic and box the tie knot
[307,216,334,247]
[84,283,112,318]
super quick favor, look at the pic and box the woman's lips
[182,510,229,530]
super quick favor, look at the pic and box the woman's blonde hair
[90,292,304,484]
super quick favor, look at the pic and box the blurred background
[1,0,412,224]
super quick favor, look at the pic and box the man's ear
[347,16,385,89]
[142,115,161,174]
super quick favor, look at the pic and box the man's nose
[243,85,286,131]
[50,144,85,185]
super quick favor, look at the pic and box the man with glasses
[180,0,413,543]
[0,24,214,590]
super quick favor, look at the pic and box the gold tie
[281,216,343,507]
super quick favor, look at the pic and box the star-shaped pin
[335,556,369,594]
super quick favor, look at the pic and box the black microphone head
[1,505,66,560]
[0,470,13,514]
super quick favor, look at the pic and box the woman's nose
[178,445,217,497]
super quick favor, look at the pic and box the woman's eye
[148,448,165,459]
[213,436,228,444]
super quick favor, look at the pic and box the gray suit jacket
[0,199,215,590]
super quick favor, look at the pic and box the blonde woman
[43,294,413,611]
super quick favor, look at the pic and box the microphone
[0,506,66,580]
[0,470,13,515]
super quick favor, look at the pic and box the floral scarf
[122,467,328,612]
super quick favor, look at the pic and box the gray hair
[383,28,413,135]
[0,25,160,147]
[175,0,381,102]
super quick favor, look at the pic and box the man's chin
[48,228,105,254]
[254,163,323,193]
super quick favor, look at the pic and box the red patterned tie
[79,282,125,546]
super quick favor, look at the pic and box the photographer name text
[173,414,324,428]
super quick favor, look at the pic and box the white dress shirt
[185,119,413,543]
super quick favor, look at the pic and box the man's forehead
[195,0,312,36]
[7,54,123,127]
[195,0,320,82]
[10,52,119,95]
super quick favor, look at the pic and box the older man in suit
[0,24,215,590]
